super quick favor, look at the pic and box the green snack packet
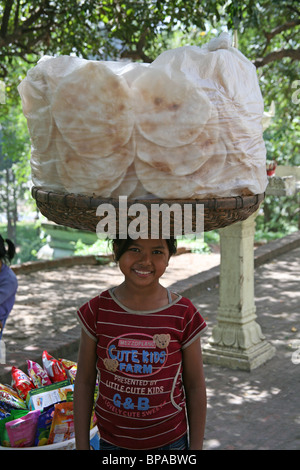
[0,416,12,447]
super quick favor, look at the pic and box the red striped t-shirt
[77,288,207,450]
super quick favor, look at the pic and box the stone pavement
[0,231,299,450]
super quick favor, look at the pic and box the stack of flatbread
[18,33,268,199]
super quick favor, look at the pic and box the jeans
[100,434,188,451]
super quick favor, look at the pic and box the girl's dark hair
[0,235,16,264]
[112,237,177,262]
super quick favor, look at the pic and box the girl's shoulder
[169,293,196,310]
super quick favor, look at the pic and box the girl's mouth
[133,269,153,277]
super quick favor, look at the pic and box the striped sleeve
[181,298,208,349]
[76,296,98,342]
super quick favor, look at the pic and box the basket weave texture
[31,187,264,235]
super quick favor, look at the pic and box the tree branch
[264,20,300,41]
[0,0,14,38]
[254,48,300,67]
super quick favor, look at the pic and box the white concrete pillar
[203,211,275,370]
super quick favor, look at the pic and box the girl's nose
[139,250,152,264]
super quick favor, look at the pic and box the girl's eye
[128,247,140,252]
[153,250,163,255]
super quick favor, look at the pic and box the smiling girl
[74,237,207,451]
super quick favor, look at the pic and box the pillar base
[202,340,276,371]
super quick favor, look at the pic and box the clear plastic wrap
[18,32,268,199]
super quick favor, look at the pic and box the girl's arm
[74,328,98,450]
[182,338,207,450]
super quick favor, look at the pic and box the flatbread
[18,74,52,154]
[30,125,65,191]
[134,159,196,199]
[52,61,135,158]
[135,104,219,176]
[110,164,139,198]
[56,135,135,196]
[35,55,87,99]
[152,42,263,119]
[134,137,229,199]
[132,67,211,148]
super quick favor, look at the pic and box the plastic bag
[18,32,267,201]
[11,366,35,400]
[27,359,52,387]
[60,358,77,383]
[42,350,68,383]
[5,410,40,448]
[0,383,27,410]
[34,404,55,446]
[47,401,74,445]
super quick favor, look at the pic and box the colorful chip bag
[34,404,55,446]
[42,350,68,383]
[5,409,40,448]
[0,408,31,446]
[60,358,77,383]
[0,415,12,447]
[0,405,11,419]
[48,402,74,444]
[27,359,52,387]
[11,366,35,400]
[0,383,27,410]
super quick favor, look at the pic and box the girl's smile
[133,268,153,277]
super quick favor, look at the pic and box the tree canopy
[0,0,299,242]
[1,1,299,74]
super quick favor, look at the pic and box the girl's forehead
[129,239,168,249]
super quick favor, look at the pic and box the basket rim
[31,186,265,211]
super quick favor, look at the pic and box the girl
[0,236,18,339]
[74,237,207,450]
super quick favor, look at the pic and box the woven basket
[31,187,264,236]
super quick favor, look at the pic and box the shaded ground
[0,244,299,450]
[190,247,300,450]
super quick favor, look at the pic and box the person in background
[0,236,18,339]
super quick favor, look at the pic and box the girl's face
[117,238,170,288]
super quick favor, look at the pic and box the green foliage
[0,0,299,253]
[0,221,46,263]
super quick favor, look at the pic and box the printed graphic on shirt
[102,332,174,417]
[105,333,170,376]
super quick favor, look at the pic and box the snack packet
[48,402,74,444]
[0,405,11,419]
[5,409,40,448]
[26,379,72,411]
[34,404,55,446]
[42,350,67,383]
[0,383,27,410]
[27,359,52,387]
[60,358,77,383]
[0,409,31,447]
[0,416,11,447]
[11,366,35,400]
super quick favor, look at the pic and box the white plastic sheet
[18,33,268,199]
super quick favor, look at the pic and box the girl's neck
[114,281,168,311]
